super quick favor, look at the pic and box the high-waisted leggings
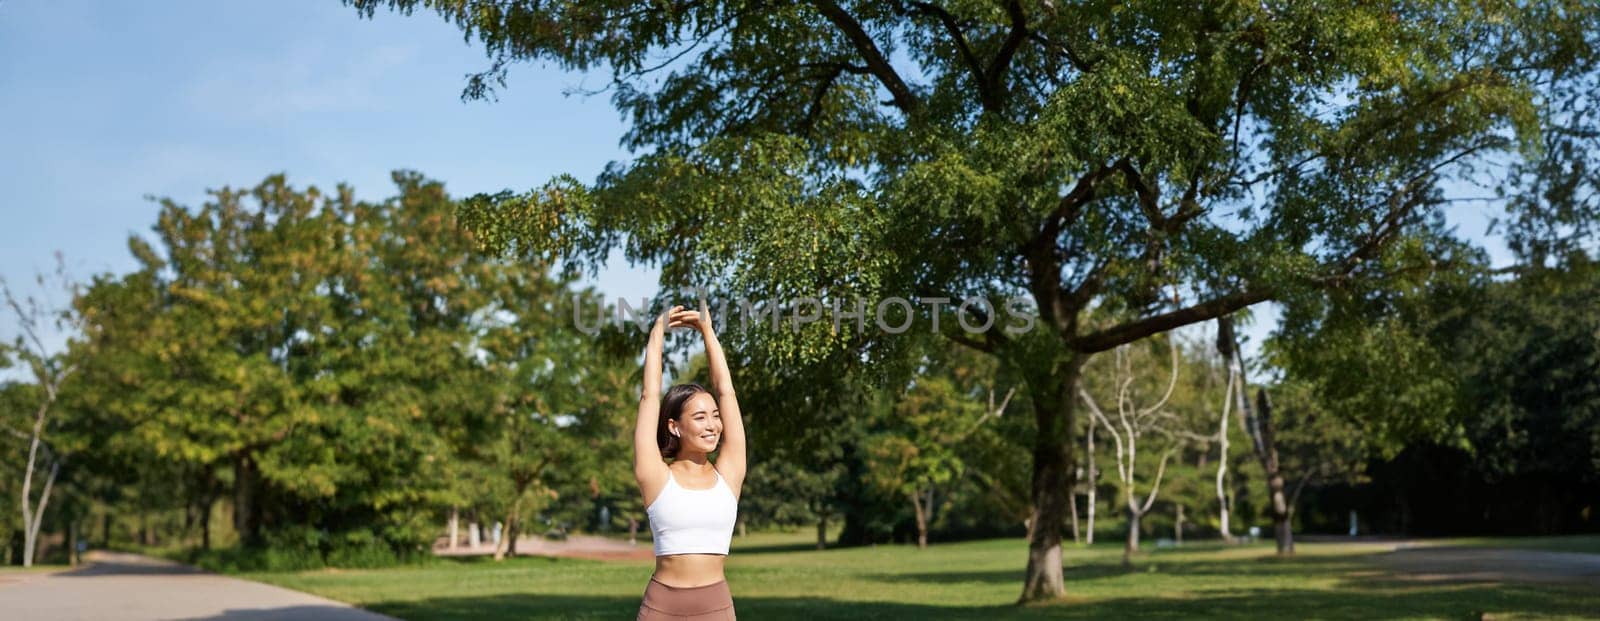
[636,576,736,620]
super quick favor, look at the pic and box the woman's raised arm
[633,306,676,487]
[695,297,746,495]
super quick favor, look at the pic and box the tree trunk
[1273,512,1294,554]
[816,513,827,550]
[1085,414,1097,546]
[1215,370,1234,542]
[1124,509,1141,567]
[20,459,58,568]
[493,512,513,561]
[448,508,459,550]
[1221,316,1293,555]
[1017,355,1081,603]
[31,530,45,566]
[491,525,506,561]
[183,500,197,539]
[1068,488,1080,544]
[68,519,78,567]
[506,511,521,558]
[1257,390,1294,555]
[1174,504,1184,546]
[200,497,213,551]
[911,490,928,549]
[233,453,263,547]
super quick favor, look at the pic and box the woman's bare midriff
[652,553,727,587]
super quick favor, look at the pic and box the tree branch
[1139,446,1176,514]
[1078,386,1127,484]
[1031,164,1113,254]
[1322,142,1494,282]
[1114,158,1166,231]
[1137,340,1182,417]
[1027,32,1094,74]
[917,287,1010,352]
[905,1,991,110]
[1074,288,1273,354]
[799,62,871,134]
[1025,164,1114,334]
[810,0,920,113]
[982,0,1029,110]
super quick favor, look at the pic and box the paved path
[0,551,399,621]
[1377,544,1600,587]
[435,533,655,561]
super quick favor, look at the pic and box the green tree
[702,343,872,548]
[471,271,635,560]
[70,172,617,560]
[1254,233,1480,550]
[353,0,1600,600]
[864,347,1013,548]
[1275,252,1600,535]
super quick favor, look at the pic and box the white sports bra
[645,467,738,556]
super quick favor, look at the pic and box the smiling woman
[633,298,747,620]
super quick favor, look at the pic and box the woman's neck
[674,453,712,468]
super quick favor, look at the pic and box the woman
[635,299,746,621]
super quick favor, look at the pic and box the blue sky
[0,0,657,305]
[0,0,675,373]
[1,1,1515,366]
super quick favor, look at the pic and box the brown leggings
[636,576,736,620]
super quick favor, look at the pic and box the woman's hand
[666,299,712,335]
[653,305,680,341]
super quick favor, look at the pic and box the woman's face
[671,392,722,452]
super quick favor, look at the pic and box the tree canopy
[351,0,1600,601]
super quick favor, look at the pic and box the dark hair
[658,383,713,459]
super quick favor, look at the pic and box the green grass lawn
[243,533,1600,621]
[0,563,68,573]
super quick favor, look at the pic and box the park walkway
[434,533,655,561]
[1377,544,1600,587]
[0,551,398,621]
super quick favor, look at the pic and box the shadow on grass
[731,541,833,555]
[865,552,1371,587]
[868,564,1128,585]
[361,580,1600,621]
[181,604,394,621]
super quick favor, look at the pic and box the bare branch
[1078,386,1128,484]
[1138,446,1177,514]
[1137,339,1182,417]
